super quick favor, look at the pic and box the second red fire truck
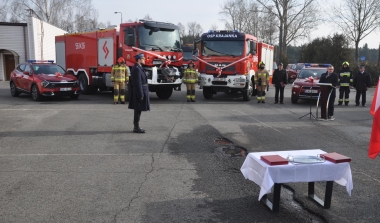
[55,20,183,99]
[194,30,274,101]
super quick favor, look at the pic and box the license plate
[214,78,226,81]
[153,61,162,64]
[305,89,318,93]
[60,87,72,91]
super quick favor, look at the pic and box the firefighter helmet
[117,57,125,63]
[259,61,265,67]
[342,61,349,67]
[188,60,194,65]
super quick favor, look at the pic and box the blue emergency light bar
[208,30,239,33]
[304,63,330,67]
[27,60,54,63]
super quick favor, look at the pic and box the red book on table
[321,152,351,163]
[261,155,289,166]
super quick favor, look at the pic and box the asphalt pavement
[0,81,379,223]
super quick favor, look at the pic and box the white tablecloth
[240,149,353,200]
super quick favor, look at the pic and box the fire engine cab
[194,30,274,101]
[55,20,183,99]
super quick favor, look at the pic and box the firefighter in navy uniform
[183,61,198,102]
[254,61,270,103]
[111,57,129,104]
[338,61,353,106]
[353,65,372,107]
[272,62,287,104]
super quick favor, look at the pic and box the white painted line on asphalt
[237,110,283,134]
[0,154,146,157]
[0,108,233,111]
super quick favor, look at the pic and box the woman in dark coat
[128,53,150,133]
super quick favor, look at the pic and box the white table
[241,149,353,212]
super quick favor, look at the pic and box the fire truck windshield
[202,40,244,56]
[138,26,181,51]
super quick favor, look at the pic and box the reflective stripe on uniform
[340,72,350,77]
[340,83,350,86]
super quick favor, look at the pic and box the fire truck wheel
[78,74,91,94]
[31,84,42,101]
[156,87,173,99]
[203,87,213,99]
[242,89,252,101]
[10,81,19,97]
[125,85,131,101]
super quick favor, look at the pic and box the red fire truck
[55,20,183,99]
[194,30,274,101]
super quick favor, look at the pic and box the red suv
[291,64,330,104]
[10,60,81,101]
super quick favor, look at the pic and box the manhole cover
[215,137,233,145]
[215,145,247,158]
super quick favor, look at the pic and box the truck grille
[206,64,236,72]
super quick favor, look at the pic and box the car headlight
[168,55,172,60]
[41,80,49,88]
[173,55,176,60]
[292,84,300,88]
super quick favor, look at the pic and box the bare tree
[257,0,319,61]
[210,23,218,30]
[187,21,203,38]
[0,0,10,21]
[219,0,250,32]
[142,14,152,20]
[330,0,380,64]
[11,0,97,32]
[177,22,186,37]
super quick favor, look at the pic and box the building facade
[0,16,66,81]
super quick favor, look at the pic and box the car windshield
[32,64,66,74]
[202,40,244,56]
[138,26,181,50]
[296,64,305,70]
[183,51,197,60]
[298,69,326,79]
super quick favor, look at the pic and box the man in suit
[319,65,338,120]
[128,53,150,133]
[353,65,372,107]
[272,62,287,104]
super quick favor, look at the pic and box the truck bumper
[199,74,249,89]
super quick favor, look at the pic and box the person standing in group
[319,65,338,120]
[353,65,372,107]
[338,61,353,106]
[128,53,150,133]
[111,57,129,104]
[254,61,270,103]
[183,61,198,102]
[272,62,287,104]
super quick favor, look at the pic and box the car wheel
[291,95,298,104]
[10,82,19,97]
[203,87,213,99]
[31,85,42,101]
[156,87,173,99]
[78,74,92,95]
[70,94,80,99]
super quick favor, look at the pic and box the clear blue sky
[92,0,379,49]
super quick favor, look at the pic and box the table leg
[308,181,334,209]
[261,183,281,212]
[324,181,333,209]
